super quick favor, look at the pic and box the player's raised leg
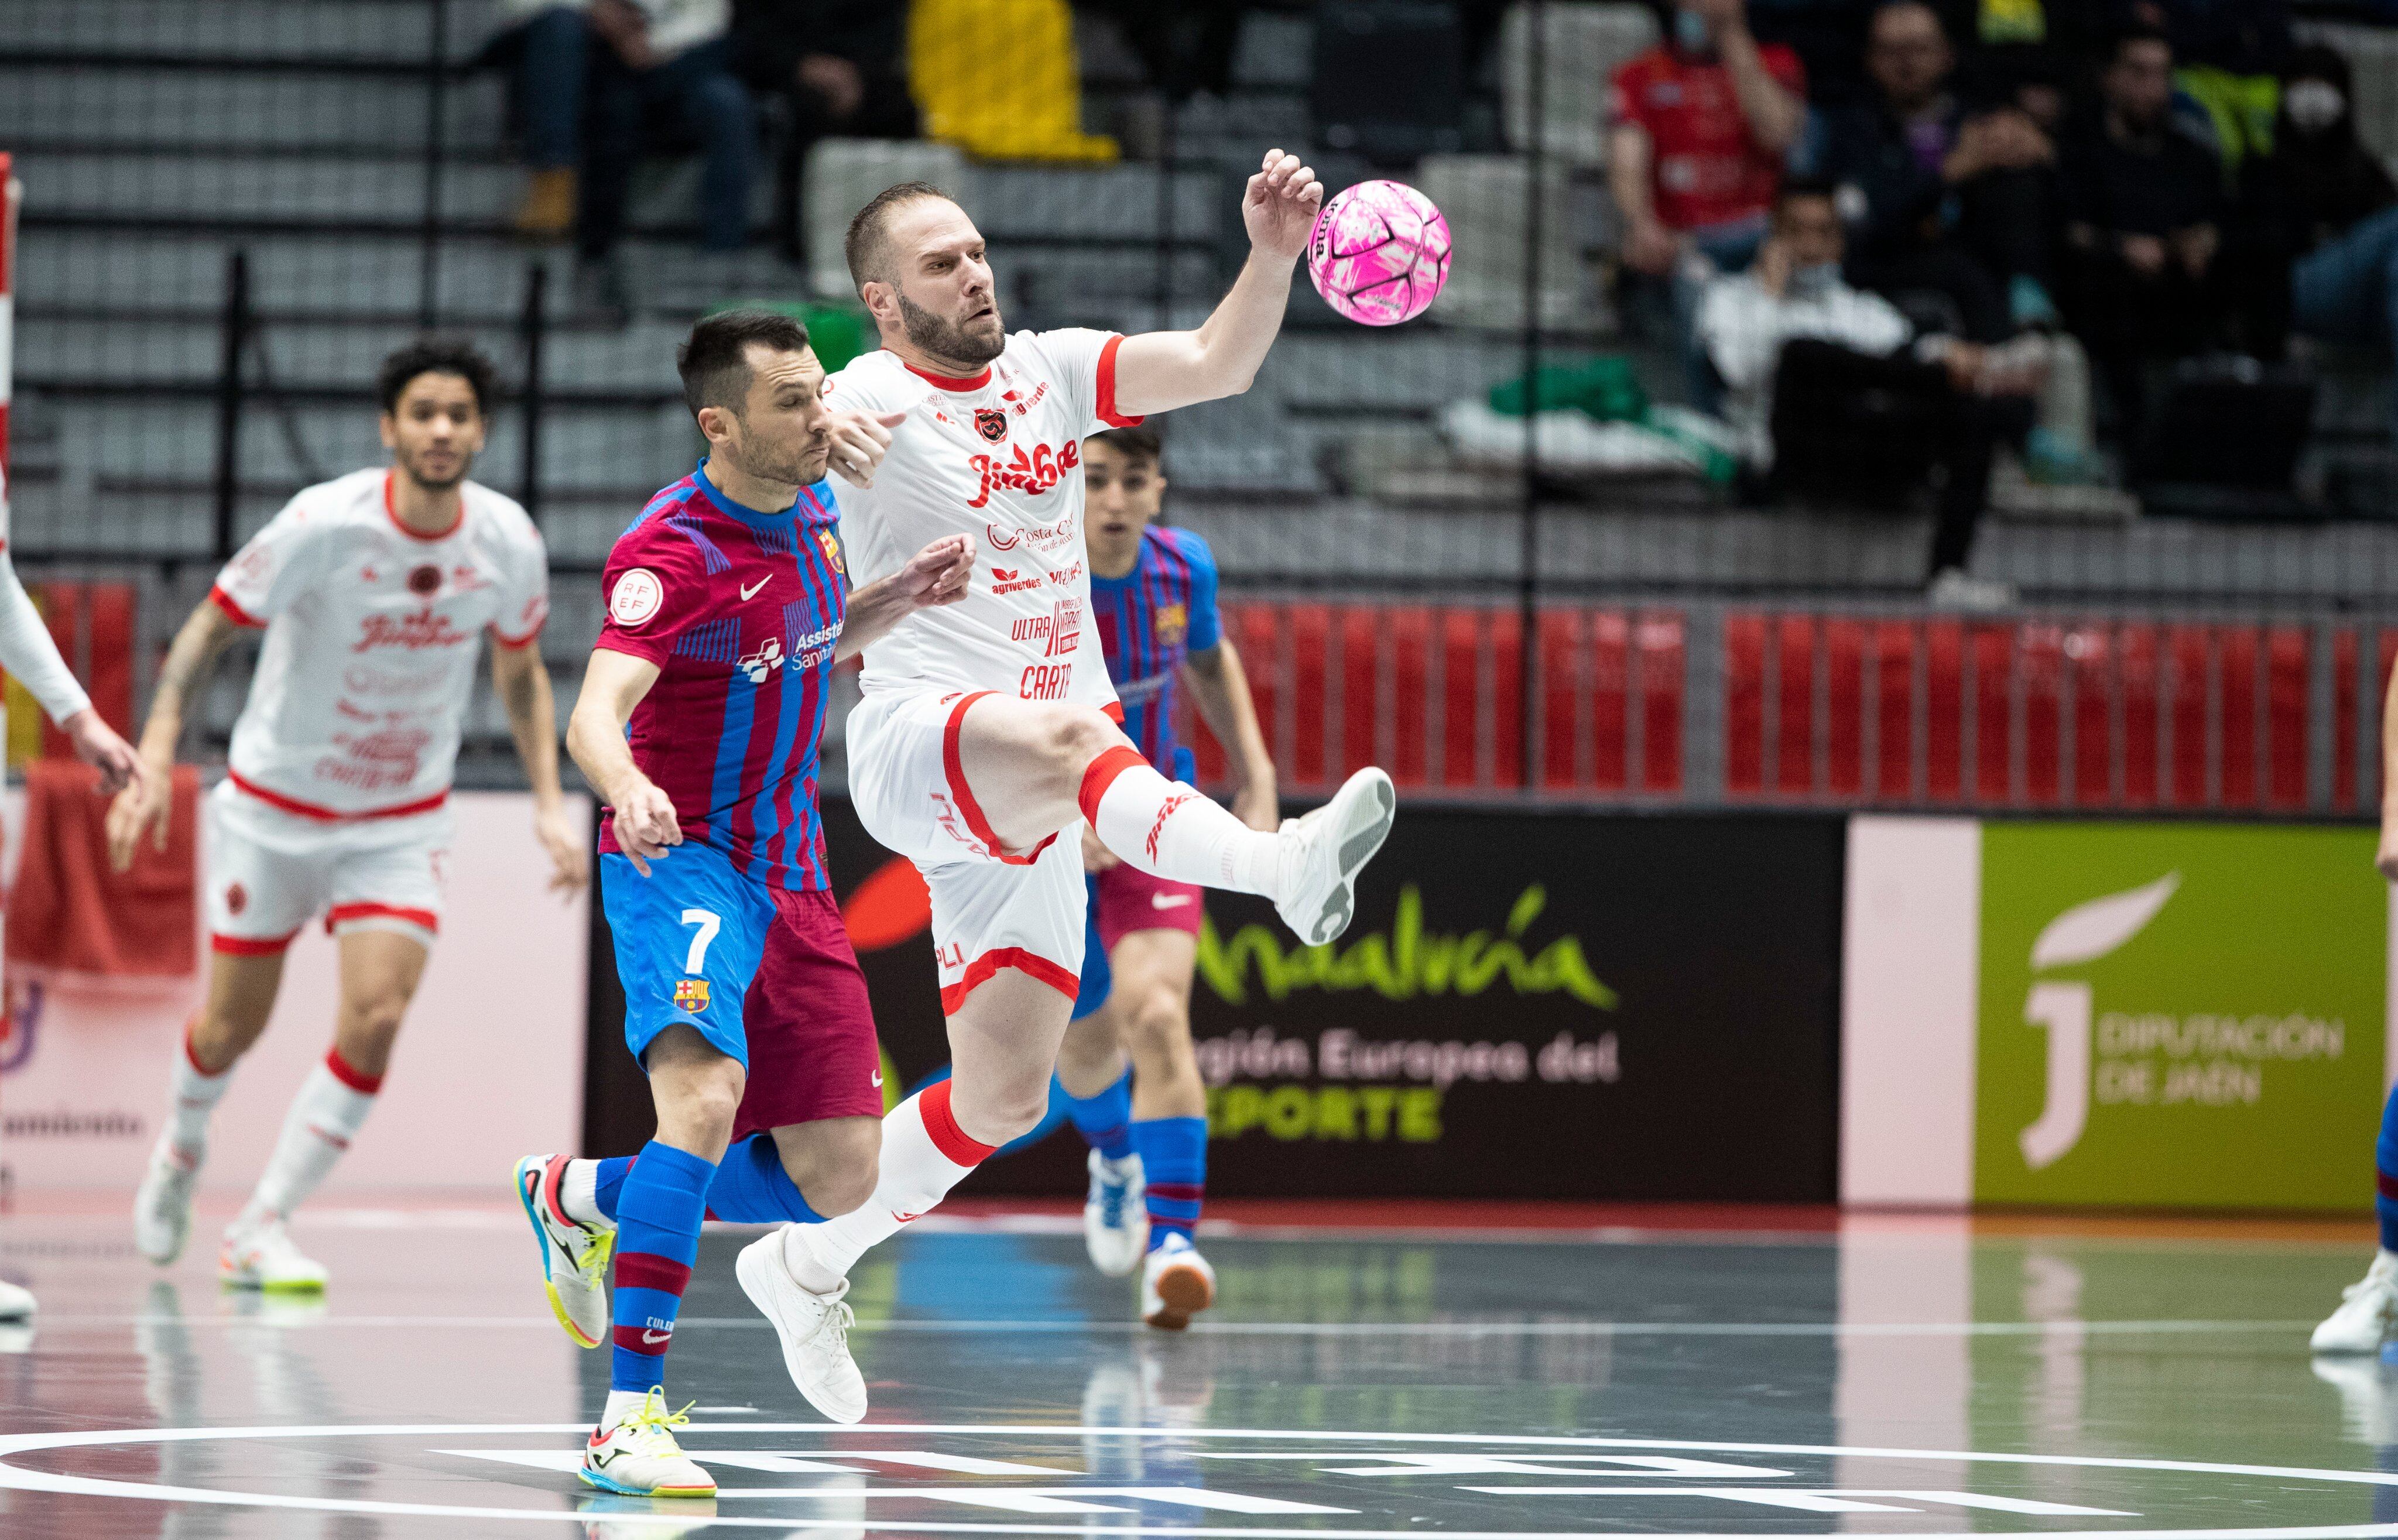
[2317,1081,2398,1352]
[133,948,285,1266]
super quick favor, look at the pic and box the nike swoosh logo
[872,1069,885,1087]
[1151,893,1195,909]
[739,576,769,601]
[641,1329,671,1345]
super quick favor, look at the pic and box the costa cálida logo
[965,439,1079,509]
[973,407,1008,444]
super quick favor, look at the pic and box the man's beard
[398,446,471,491]
[725,427,827,488]
[897,291,1004,369]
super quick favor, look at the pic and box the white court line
[23,1313,2320,1336]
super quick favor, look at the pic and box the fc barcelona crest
[974,407,1009,444]
[674,979,710,1012]
[817,527,845,576]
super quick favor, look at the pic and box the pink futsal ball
[1306,179,1452,327]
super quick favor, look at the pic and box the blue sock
[608,1140,714,1394]
[1063,1071,1135,1161]
[703,1133,827,1224]
[1133,1116,1206,1250]
[2375,1085,2398,1253]
[593,1156,633,1223]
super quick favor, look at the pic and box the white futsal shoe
[1140,1233,1217,1332]
[0,1278,34,1322]
[133,1138,202,1264]
[516,1153,615,1348]
[1084,1150,1149,1277]
[580,1389,717,1498]
[1273,767,1396,946]
[736,1230,868,1423]
[2314,1251,2398,1353]
[220,1216,328,1292]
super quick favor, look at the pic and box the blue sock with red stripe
[2376,1085,2398,1253]
[703,1133,828,1224]
[593,1155,633,1222]
[608,1140,714,1394]
[1133,1116,1206,1250]
[1063,1071,1135,1162]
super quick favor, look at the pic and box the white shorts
[204,779,451,955]
[847,688,1086,1015]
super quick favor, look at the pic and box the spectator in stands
[495,1,591,239]
[575,0,756,323]
[1701,180,2066,609]
[1607,0,1807,399]
[732,1,917,265]
[1818,1,2060,345]
[2057,25,2226,442]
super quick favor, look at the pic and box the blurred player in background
[730,152,1395,1422]
[0,461,145,1322]
[113,339,585,1292]
[1051,426,1273,1330]
[518,311,967,1497]
[2313,661,2398,1354]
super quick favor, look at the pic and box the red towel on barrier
[6,760,198,992]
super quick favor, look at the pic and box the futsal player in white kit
[114,341,587,1290]
[729,152,1395,1419]
[0,462,146,1322]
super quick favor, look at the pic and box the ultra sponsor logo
[5,1422,2392,1534]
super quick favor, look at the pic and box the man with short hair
[117,339,584,1292]
[1050,425,1276,1330]
[726,155,1394,1421]
[516,309,971,1496]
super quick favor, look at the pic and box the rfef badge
[674,979,710,1012]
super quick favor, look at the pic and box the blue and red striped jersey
[1089,525,1221,776]
[594,461,848,891]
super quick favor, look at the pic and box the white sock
[560,1159,605,1227]
[601,1388,650,1427]
[165,1024,235,1161]
[238,1048,380,1227]
[787,1083,993,1284]
[1082,752,1282,897]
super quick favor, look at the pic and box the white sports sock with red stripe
[166,1024,234,1161]
[1079,747,1283,897]
[785,1081,994,1288]
[238,1047,381,1227]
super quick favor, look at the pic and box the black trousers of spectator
[1847,169,2053,343]
[1769,339,2007,579]
[579,38,756,259]
[2057,249,2221,444]
[767,74,918,263]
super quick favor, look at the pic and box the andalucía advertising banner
[1973,823,2382,1209]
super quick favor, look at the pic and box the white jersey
[823,330,1142,715]
[210,468,549,819]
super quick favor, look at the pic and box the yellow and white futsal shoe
[580,1389,716,1498]
[0,1278,34,1322]
[1140,1233,1217,1332]
[1084,1148,1149,1277]
[736,1230,867,1423]
[516,1153,615,1347]
[1273,767,1396,946]
[219,1216,329,1292]
[133,1138,201,1264]
[2314,1251,2398,1353]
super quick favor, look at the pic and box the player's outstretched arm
[0,550,138,794]
[105,598,239,871]
[1112,148,1323,417]
[1183,638,1279,831]
[492,636,590,894]
[834,533,975,663]
[567,647,680,877]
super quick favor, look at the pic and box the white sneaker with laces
[580,1388,716,1498]
[133,1138,202,1265]
[736,1230,867,1422]
[220,1217,329,1292]
[2315,1251,2398,1353]
[0,1278,33,1322]
[516,1153,615,1347]
[1083,1150,1148,1277]
[1272,767,1395,946]
[1140,1233,1217,1332]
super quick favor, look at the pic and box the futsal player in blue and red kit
[508,312,972,1497]
[1049,426,1280,1330]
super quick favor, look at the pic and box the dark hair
[376,337,496,417]
[676,309,813,420]
[2109,23,2172,63]
[1867,0,1950,43]
[844,181,953,292]
[1776,175,1839,207]
[1085,425,1162,465]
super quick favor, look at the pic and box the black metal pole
[1517,0,1547,790]
[419,0,450,330]
[213,248,250,563]
[519,263,547,524]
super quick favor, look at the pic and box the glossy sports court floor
[0,1200,2389,1537]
